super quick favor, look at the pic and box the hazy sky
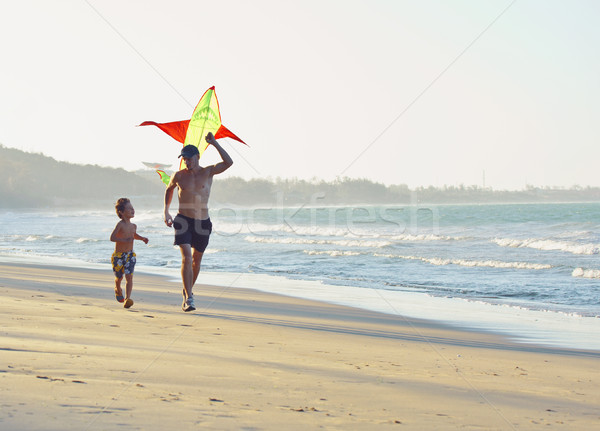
[1,0,599,190]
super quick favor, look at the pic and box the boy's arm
[133,226,149,244]
[206,132,233,175]
[164,173,178,227]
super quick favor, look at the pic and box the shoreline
[1,261,599,430]
[3,260,600,357]
[2,261,600,430]
[2,253,599,351]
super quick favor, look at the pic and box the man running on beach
[164,132,233,312]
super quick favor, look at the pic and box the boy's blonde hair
[115,198,130,219]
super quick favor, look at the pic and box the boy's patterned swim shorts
[111,251,136,279]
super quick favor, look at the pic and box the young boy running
[110,198,148,308]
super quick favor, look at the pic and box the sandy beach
[1,262,599,430]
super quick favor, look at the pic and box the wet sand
[1,262,599,430]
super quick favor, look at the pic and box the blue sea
[1,201,599,350]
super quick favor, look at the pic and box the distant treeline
[211,177,600,205]
[2,145,600,208]
[0,145,163,208]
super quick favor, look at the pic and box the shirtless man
[163,132,233,312]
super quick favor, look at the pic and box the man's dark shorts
[173,214,212,253]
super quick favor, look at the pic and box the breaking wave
[492,237,599,255]
[76,237,99,244]
[243,236,391,248]
[303,250,363,257]
[572,267,600,279]
[388,233,465,241]
[373,253,552,270]
[299,249,552,270]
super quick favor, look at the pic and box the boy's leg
[112,252,125,302]
[114,277,124,302]
[124,273,133,300]
[123,274,134,308]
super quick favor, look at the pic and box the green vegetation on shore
[1,145,599,208]
[0,145,162,208]
[211,177,600,205]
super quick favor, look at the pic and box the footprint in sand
[36,376,64,382]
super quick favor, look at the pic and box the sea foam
[493,237,599,255]
[572,267,600,279]
[243,236,392,248]
[303,250,363,257]
[373,253,552,270]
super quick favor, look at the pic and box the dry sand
[0,262,599,430]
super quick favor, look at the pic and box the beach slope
[0,262,599,430]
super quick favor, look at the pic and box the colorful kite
[142,161,172,170]
[139,86,247,177]
[156,170,171,186]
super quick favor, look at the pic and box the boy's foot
[124,298,134,309]
[115,294,125,303]
[182,297,195,312]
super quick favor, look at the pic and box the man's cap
[178,145,200,158]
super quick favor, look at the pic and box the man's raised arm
[206,132,233,175]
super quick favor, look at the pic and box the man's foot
[124,298,134,309]
[115,295,124,303]
[182,297,195,312]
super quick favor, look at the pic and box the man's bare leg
[179,244,194,301]
[192,250,204,286]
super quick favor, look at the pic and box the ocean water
[1,202,599,350]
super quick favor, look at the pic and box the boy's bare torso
[176,166,213,220]
[113,220,137,253]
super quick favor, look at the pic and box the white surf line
[572,267,600,279]
[373,253,552,270]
